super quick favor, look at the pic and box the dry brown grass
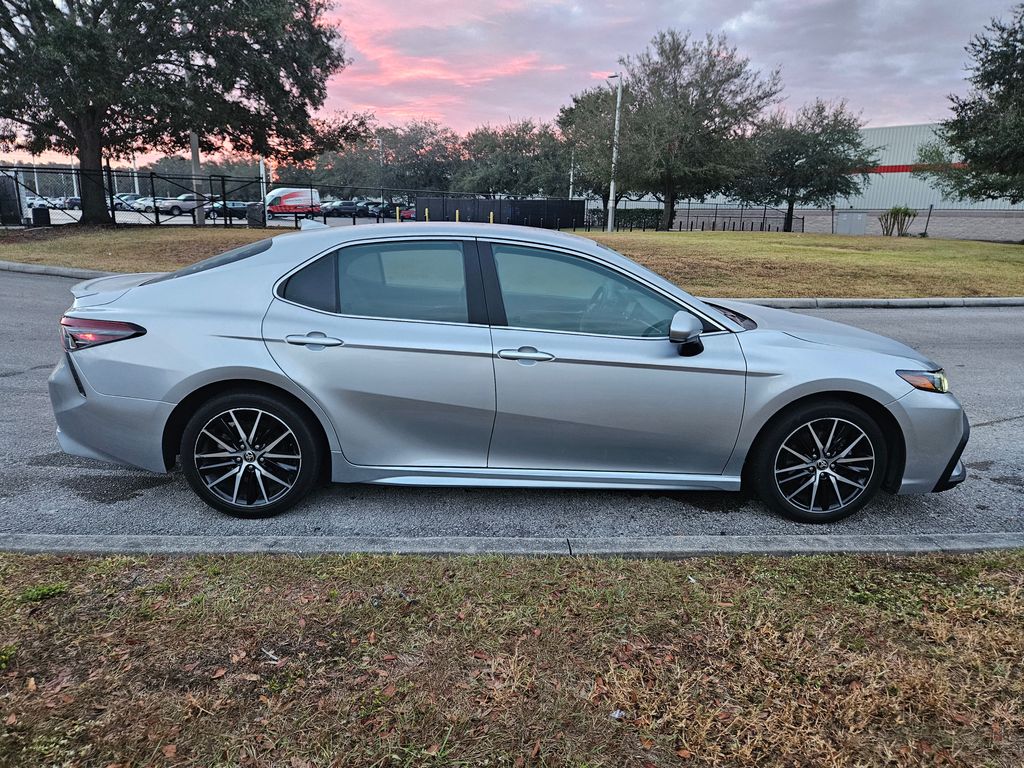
[0,226,274,274]
[2,226,1024,297]
[582,232,1024,298]
[1,553,1022,766]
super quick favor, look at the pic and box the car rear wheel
[170,205,182,216]
[751,400,887,523]
[180,392,322,518]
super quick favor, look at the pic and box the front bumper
[887,388,969,495]
[932,412,970,492]
[48,354,173,473]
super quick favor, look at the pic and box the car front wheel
[180,392,322,518]
[751,400,887,523]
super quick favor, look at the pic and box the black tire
[750,399,887,523]
[170,205,182,216]
[180,391,322,518]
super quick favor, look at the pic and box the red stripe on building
[866,162,967,174]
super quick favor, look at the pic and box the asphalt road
[1,270,1022,549]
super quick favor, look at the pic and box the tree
[732,100,879,231]
[913,5,1024,203]
[454,120,568,197]
[622,30,782,230]
[0,0,361,224]
[557,85,645,210]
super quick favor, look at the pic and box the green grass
[0,553,1022,766]
[2,226,1023,297]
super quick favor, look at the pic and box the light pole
[606,73,623,232]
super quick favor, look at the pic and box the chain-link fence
[3,164,804,233]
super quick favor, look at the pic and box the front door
[483,242,746,475]
[263,238,495,467]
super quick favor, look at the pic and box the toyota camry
[49,224,968,522]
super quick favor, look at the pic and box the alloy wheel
[193,408,302,508]
[773,417,875,515]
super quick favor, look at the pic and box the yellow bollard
[489,211,494,224]
[425,207,429,222]
[455,209,460,222]
[396,207,400,222]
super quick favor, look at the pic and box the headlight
[897,369,949,393]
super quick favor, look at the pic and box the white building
[836,124,1024,212]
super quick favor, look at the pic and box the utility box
[246,202,266,228]
[836,211,867,235]
[32,206,52,227]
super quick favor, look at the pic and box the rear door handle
[497,346,554,362]
[285,332,344,348]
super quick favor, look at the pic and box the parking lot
[27,206,403,228]
[1,269,1022,552]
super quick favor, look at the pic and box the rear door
[481,241,746,475]
[263,238,495,467]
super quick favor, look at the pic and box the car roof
[271,222,607,258]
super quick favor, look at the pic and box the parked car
[205,200,249,220]
[158,193,207,217]
[399,206,415,220]
[61,196,81,210]
[367,201,394,218]
[265,188,321,219]
[131,196,164,213]
[114,193,142,210]
[324,199,368,217]
[48,224,968,522]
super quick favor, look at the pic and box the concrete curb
[725,296,1024,308]
[0,259,113,280]
[3,260,1024,308]
[1,532,1021,558]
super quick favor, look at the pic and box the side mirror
[669,311,704,357]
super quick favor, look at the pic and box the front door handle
[497,346,554,362]
[285,332,344,348]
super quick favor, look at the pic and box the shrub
[878,206,917,236]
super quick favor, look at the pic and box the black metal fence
[583,199,804,232]
[1,164,802,233]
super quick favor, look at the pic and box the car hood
[708,299,940,369]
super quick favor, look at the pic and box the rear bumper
[48,354,173,473]
[932,412,970,492]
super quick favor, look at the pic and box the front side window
[282,240,469,324]
[491,244,680,337]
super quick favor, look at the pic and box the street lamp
[606,72,624,233]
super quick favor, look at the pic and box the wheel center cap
[816,459,828,469]
[243,450,256,463]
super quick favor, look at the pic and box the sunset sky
[2,0,1014,163]
[326,0,1011,132]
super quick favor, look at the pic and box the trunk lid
[70,273,165,307]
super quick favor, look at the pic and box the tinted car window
[282,241,469,323]
[339,241,468,323]
[282,253,336,312]
[145,238,273,284]
[491,244,680,337]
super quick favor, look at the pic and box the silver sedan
[48,224,968,523]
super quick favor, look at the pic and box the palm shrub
[878,206,917,236]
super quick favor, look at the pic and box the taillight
[60,315,146,351]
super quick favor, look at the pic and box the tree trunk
[659,180,677,231]
[77,126,112,226]
[783,198,795,233]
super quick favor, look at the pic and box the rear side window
[145,238,273,284]
[281,241,469,324]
